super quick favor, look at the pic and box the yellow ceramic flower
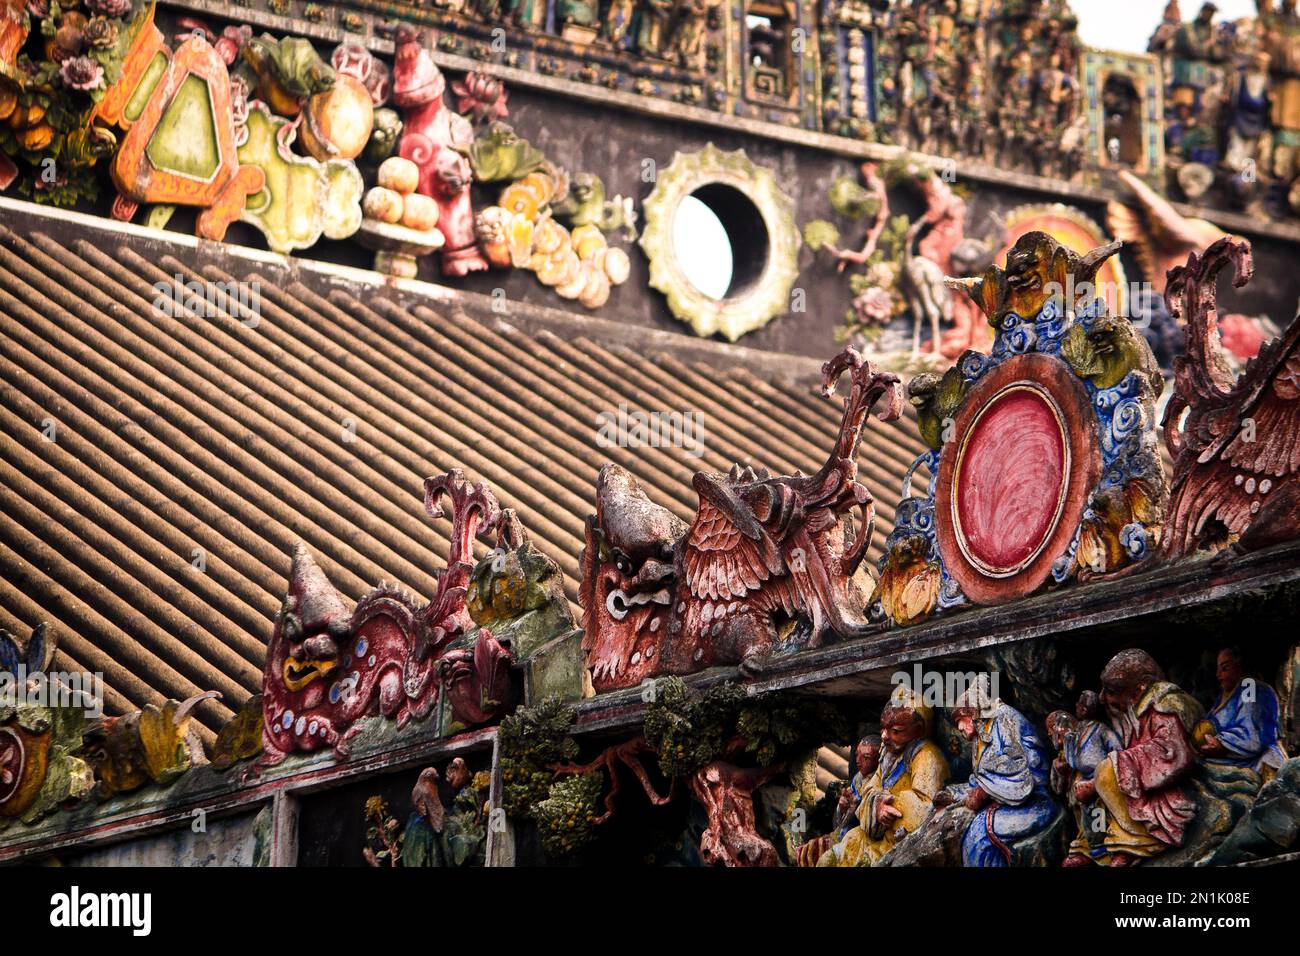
[578,267,611,308]
[500,178,546,221]
[516,170,557,205]
[554,257,588,299]
[507,214,537,269]
[570,223,606,261]
[603,246,631,285]
[533,217,567,256]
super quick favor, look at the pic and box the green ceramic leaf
[803,219,840,252]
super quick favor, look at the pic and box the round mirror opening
[671,184,769,301]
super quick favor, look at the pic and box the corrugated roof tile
[0,225,929,740]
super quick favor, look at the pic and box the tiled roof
[0,216,928,742]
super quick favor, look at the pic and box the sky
[1072,0,1262,53]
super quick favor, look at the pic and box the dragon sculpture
[258,470,521,770]
[1161,237,1300,560]
[580,348,903,693]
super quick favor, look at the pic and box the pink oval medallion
[954,385,1067,575]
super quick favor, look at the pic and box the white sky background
[1073,0,1262,53]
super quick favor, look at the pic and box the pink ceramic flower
[84,16,121,50]
[852,287,894,327]
[84,0,134,18]
[452,72,508,124]
[60,55,104,91]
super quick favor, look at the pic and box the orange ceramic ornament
[109,35,264,241]
[90,3,168,130]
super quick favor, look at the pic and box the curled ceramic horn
[173,690,221,727]
[1078,239,1123,282]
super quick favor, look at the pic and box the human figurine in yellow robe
[818,687,949,866]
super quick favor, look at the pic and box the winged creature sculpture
[1107,169,1273,364]
[580,348,903,693]
[1106,168,1227,293]
[1161,237,1300,560]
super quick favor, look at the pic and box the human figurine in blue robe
[837,735,880,841]
[1048,691,1122,865]
[937,678,1059,867]
[1195,647,1288,785]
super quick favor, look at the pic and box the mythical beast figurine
[258,470,531,770]
[580,348,903,693]
[1161,236,1300,559]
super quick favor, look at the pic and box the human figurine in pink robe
[391,27,488,277]
[1078,648,1201,865]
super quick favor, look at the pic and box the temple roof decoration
[873,231,1169,624]
[0,625,94,825]
[639,144,800,341]
[1,1,1300,871]
[579,347,901,692]
[1162,235,1300,559]
[5,0,1300,251]
[257,468,564,770]
[0,218,930,740]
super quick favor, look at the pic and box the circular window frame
[640,144,800,342]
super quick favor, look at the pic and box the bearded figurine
[818,688,949,866]
[1080,649,1201,865]
[392,27,488,277]
[938,676,1060,867]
